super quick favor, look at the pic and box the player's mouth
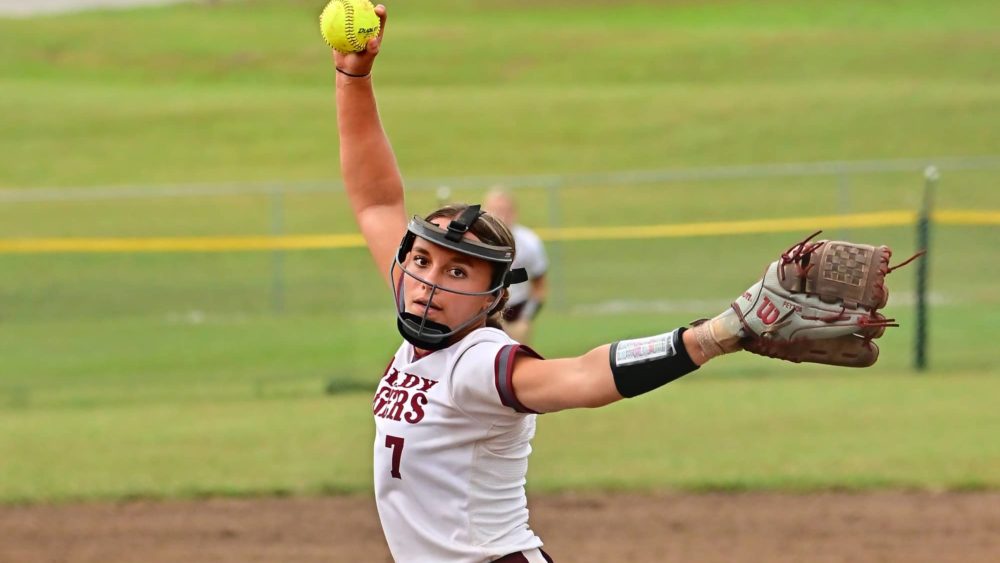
[411,298,443,315]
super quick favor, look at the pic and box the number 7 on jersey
[385,435,404,479]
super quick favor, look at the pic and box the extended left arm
[510,234,919,413]
[511,328,716,413]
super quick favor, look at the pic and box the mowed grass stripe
[1,209,994,253]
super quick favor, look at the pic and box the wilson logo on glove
[756,297,781,325]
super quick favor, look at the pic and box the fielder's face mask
[391,205,528,351]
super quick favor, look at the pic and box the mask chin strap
[396,281,453,351]
[398,310,485,351]
[397,315,453,351]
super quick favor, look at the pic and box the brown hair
[424,203,516,328]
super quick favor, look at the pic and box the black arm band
[609,328,700,398]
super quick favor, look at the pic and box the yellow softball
[319,0,381,54]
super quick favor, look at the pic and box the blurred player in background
[483,188,548,344]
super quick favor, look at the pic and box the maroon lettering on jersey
[404,393,428,424]
[399,372,422,389]
[373,367,440,424]
[384,368,401,387]
[372,386,392,414]
[418,378,439,393]
[384,389,409,421]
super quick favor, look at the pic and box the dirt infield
[3,492,999,562]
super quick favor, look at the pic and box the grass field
[2,0,999,187]
[1,0,998,503]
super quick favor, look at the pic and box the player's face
[402,238,496,330]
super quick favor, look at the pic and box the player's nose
[424,264,458,288]
[413,270,442,293]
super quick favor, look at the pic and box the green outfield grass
[1,0,998,503]
[1,0,998,187]
[2,370,998,503]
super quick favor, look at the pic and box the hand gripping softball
[692,232,923,367]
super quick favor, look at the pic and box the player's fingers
[375,4,387,40]
[367,36,380,55]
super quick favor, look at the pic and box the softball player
[483,188,548,345]
[334,8,723,561]
[333,5,898,562]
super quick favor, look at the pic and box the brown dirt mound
[2,492,999,562]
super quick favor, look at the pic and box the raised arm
[334,4,406,287]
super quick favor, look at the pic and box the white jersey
[372,327,544,562]
[507,224,548,307]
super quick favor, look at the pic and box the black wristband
[609,327,699,398]
[336,67,371,78]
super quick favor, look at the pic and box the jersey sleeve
[450,342,544,422]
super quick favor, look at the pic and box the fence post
[914,166,937,372]
[270,188,286,315]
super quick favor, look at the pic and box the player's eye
[412,255,429,268]
[449,268,467,279]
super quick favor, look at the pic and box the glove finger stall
[780,241,892,310]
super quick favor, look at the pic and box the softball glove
[694,232,922,367]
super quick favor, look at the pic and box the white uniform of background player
[507,225,547,314]
[373,328,546,562]
[484,189,549,345]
